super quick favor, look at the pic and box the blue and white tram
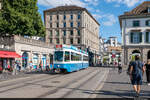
[53,45,89,73]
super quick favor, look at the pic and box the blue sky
[37,0,148,43]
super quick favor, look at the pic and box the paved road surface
[96,68,150,99]
[0,67,109,98]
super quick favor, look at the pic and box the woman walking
[145,59,150,85]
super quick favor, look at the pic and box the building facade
[119,1,150,66]
[103,37,122,65]
[44,5,100,66]
[99,36,105,63]
[0,35,53,71]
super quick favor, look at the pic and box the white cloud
[103,14,117,26]
[84,0,99,6]
[105,0,143,7]
[93,14,102,20]
[96,9,100,13]
[38,0,87,7]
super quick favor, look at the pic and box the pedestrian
[46,60,50,72]
[39,61,43,72]
[118,62,122,74]
[144,59,150,85]
[29,61,33,72]
[12,61,18,75]
[129,55,145,97]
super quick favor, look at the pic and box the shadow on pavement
[106,81,130,85]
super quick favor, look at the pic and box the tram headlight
[57,65,60,68]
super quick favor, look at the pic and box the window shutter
[139,32,142,43]
[146,32,149,43]
[130,33,133,43]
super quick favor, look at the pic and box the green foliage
[0,0,45,37]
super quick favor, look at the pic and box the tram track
[37,68,99,98]
[60,68,102,98]
[0,67,93,94]
[0,73,60,89]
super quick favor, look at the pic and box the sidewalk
[96,67,150,98]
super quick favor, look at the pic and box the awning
[0,51,21,58]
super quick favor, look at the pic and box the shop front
[0,51,21,72]
[42,54,46,70]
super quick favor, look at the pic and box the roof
[119,1,150,28]
[124,1,150,15]
[44,5,100,26]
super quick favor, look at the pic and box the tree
[0,0,45,37]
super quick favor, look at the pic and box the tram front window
[54,51,63,62]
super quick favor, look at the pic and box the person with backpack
[129,55,145,97]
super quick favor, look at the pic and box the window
[64,15,66,20]
[133,20,140,27]
[64,22,66,27]
[70,38,73,44]
[83,56,88,61]
[78,14,81,19]
[71,52,81,61]
[57,15,59,20]
[57,23,59,28]
[77,38,80,44]
[54,51,63,62]
[50,23,52,28]
[148,7,150,13]
[70,30,73,35]
[56,30,59,36]
[50,30,53,36]
[78,22,80,27]
[130,32,142,43]
[50,16,52,20]
[146,32,150,43]
[64,51,70,62]
[63,30,66,36]
[56,38,59,44]
[70,22,73,27]
[63,38,66,44]
[70,14,73,20]
[77,30,80,36]
[146,20,150,26]
[50,39,53,43]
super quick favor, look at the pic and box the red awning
[0,51,21,58]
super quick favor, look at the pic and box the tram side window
[71,52,81,61]
[65,51,70,62]
[83,56,88,61]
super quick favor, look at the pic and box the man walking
[129,55,145,97]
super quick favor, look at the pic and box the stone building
[119,1,150,66]
[0,35,53,70]
[44,5,100,66]
[103,37,122,65]
[99,36,105,63]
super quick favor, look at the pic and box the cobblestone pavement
[96,67,150,99]
[0,67,109,98]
